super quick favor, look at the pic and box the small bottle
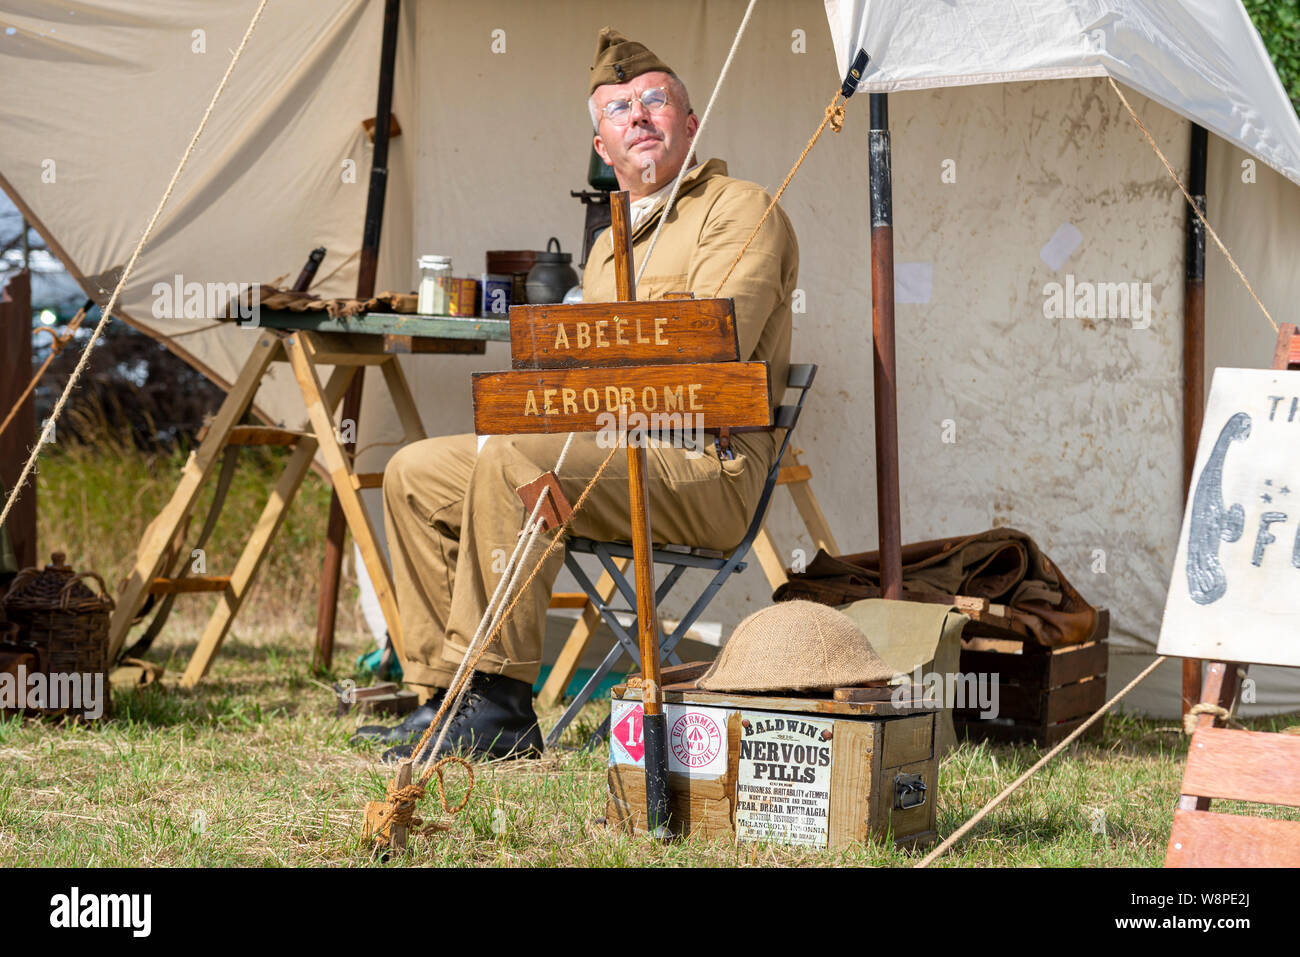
[417,255,452,314]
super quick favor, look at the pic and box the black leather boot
[351,688,445,745]
[382,671,543,764]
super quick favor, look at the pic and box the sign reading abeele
[735,710,833,848]
[509,299,739,369]
[1159,367,1300,667]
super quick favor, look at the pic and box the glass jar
[417,255,452,315]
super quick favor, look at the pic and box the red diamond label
[612,706,644,763]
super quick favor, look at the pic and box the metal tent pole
[1181,122,1209,714]
[869,92,902,599]
[316,0,402,670]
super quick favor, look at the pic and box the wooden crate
[605,680,938,849]
[955,608,1109,747]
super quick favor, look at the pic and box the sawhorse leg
[107,331,282,662]
[179,366,355,687]
[284,332,409,662]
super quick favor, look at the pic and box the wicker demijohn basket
[1,552,113,719]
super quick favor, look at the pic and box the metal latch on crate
[893,773,927,810]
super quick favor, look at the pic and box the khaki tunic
[383,158,799,690]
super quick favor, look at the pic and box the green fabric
[836,598,968,758]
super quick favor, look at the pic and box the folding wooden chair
[545,363,818,747]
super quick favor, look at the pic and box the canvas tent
[3,0,1299,717]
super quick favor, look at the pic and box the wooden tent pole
[609,190,670,836]
[0,270,37,573]
[1181,123,1208,715]
[316,0,402,670]
[869,93,902,599]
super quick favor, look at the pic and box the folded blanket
[774,527,1097,648]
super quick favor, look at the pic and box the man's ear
[593,134,612,166]
[685,111,699,140]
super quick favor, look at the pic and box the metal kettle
[525,237,579,305]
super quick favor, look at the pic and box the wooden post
[608,191,671,836]
[390,759,413,852]
[869,93,902,600]
[1181,123,1209,715]
[316,0,402,670]
[0,270,36,573]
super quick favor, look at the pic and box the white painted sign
[1159,368,1300,668]
[735,710,833,848]
[609,701,730,778]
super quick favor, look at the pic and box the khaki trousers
[382,430,776,689]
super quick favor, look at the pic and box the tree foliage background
[1246,0,1300,113]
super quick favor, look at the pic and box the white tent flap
[824,0,1300,186]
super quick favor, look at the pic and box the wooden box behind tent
[605,680,938,848]
[955,608,1110,747]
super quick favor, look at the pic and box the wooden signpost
[471,191,772,836]
[1159,323,1300,867]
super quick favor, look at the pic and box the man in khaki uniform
[360,27,798,763]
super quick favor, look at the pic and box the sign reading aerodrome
[471,361,771,435]
[1158,367,1300,668]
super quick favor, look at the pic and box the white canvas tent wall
[3,0,1299,717]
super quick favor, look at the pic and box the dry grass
[4,437,1295,867]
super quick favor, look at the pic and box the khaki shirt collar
[589,158,729,275]
[629,157,728,240]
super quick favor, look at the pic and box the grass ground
[4,438,1297,867]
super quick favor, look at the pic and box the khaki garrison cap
[589,26,675,95]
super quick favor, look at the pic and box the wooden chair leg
[107,332,282,661]
[285,333,407,662]
[783,449,839,555]
[751,528,789,593]
[537,557,629,708]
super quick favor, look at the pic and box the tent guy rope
[635,0,758,289]
[0,0,271,532]
[394,439,622,801]
[712,90,846,298]
[369,30,871,847]
[913,76,1286,868]
[417,430,578,775]
[1107,76,1280,335]
[915,653,1168,867]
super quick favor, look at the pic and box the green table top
[252,309,511,341]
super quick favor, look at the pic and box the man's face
[592,70,698,199]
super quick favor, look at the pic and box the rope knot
[827,102,846,133]
[1183,702,1232,736]
[383,781,427,832]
